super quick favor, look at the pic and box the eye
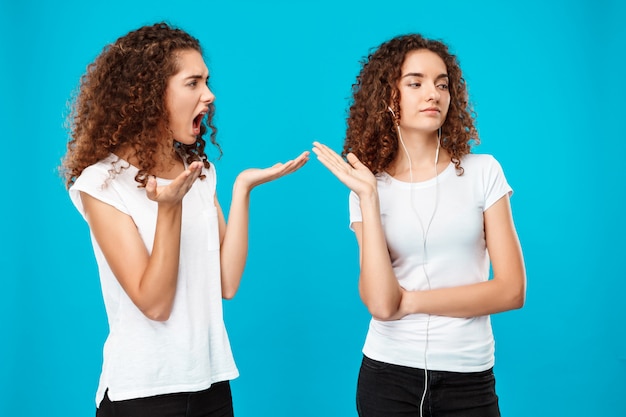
[437,83,449,90]
[187,80,198,87]
[408,82,421,88]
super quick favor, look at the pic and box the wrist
[232,177,253,198]
[358,190,380,214]
[157,200,183,214]
[403,290,420,315]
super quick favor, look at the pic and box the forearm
[219,180,251,299]
[399,277,525,318]
[358,193,402,320]
[137,203,183,321]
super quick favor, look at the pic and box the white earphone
[388,102,441,417]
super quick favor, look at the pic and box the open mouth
[193,112,206,134]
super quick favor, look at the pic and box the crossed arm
[312,141,526,321]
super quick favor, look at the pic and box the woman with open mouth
[61,22,308,417]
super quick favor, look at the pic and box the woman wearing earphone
[313,34,526,417]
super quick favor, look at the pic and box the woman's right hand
[145,161,203,205]
[312,141,377,197]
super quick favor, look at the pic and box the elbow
[365,300,400,321]
[221,280,240,300]
[143,308,172,322]
[220,268,242,300]
[141,303,173,322]
[370,308,397,321]
[222,287,237,300]
[507,284,526,311]
[511,290,526,310]
[360,284,402,321]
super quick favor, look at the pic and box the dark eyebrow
[402,72,449,81]
[185,74,207,81]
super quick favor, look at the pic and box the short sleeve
[483,155,513,211]
[69,161,130,220]
[348,190,362,231]
[204,162,217,193]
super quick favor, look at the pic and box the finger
[145,176,157,200]
[269,151,309,176]
[313,143,348,170]
[315,150,349,175]
[170,163,202,195]
[271,161,300,178]
[346,152,364,168]
[294,150,310,162]
[181,167,202,191]
[312,141,340,159]
[285,152,310,172]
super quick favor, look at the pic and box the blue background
[1,0,625,416]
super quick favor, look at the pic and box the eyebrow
[184,74,209,81]
[402,72,449,80]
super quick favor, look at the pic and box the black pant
[357,356,500,417]
[96,381,234,417]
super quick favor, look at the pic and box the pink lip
[421,107,440,112]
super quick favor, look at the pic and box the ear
[387,89,400,124]
[387,102,400,125]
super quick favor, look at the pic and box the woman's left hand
[236,151,309,190]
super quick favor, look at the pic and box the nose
[427,82,440,102]
[202,85,215,104]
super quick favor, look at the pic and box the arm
[219,151,309,299]
[353,219,403,320]
[395,194,526,318]
[312,142,401,320]
[80,162,203,321]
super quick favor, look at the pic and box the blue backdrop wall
[1,0,625,416]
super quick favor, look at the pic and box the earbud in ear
[387,106,395,117]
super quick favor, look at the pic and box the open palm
[312,141,377,197]
[237,151,309,189]
[145,161,203,204]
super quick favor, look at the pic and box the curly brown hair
[61,22,221,189]
[343,34,478,175]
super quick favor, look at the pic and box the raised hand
[219,150,309,299]
[145,161,203,205]
[312,141,377,197]
[236,151,310,190]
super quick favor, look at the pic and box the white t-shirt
[70,154,238,406]
[349,153,512,372]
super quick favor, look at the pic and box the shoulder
[460,153,498,167]
[200,161,217,191]
[460,153,505,175]
[74,155,135,189]
[74,155,114,187]
[204,161,216,179]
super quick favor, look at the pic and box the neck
[396,126,441,165]
[116,142,184,179]
[154,144,185,179]
[389,126,449,181]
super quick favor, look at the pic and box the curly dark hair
[343,34,478,175]
[61,22,221,188]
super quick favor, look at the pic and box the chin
[179,137,198,146]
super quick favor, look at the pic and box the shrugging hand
[312,141,377,197]
[145,161,203,205]
[236,151,310,190]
